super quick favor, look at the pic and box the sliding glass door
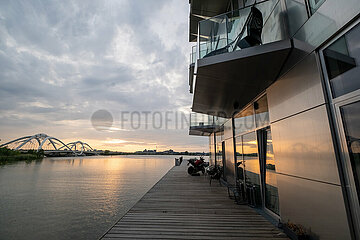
[263,128,280,215]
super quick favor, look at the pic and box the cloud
[0,0,208,151]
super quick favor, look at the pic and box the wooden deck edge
[98,165,176,240]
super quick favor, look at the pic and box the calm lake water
[0,155,175,240]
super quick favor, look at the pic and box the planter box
[282,224,310,240]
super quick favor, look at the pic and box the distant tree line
[0,147,44,164]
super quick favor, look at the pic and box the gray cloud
[0,0,208,151]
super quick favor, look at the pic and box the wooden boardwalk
[101,163,288,239]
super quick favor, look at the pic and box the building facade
[188,0,360,239]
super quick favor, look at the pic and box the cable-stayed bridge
[0,133,98,156]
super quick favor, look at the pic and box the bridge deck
[101,163,288,239]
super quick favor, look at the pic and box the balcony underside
[192,39,311,118]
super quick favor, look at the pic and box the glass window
[243,132,261,205]
[255,95,269,128]
[323,23,360,98]
[216,130,224,144]
[341,101,360,202]
[209,134,215,166]
[235,136,244,181]
[234,105,255,136]
[216,142,223,168]
[264,129,280,215]
[308,0,326,14]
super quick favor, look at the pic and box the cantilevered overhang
[189,0,229,42]
[192,39,311,117]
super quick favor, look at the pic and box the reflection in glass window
[255,95,269,128]
[264,129,280,215]
[216,142,223,168]
[243,132,261,205]
[341,101,360,202]
[235,136,244,181]
[234,105,255,136]
[323,23,360,98]
[209,134,215,166]
[308,0,326,14]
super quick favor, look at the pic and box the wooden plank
[100,163,288,239]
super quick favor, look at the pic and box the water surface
[0,155,174,240]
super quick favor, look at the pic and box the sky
[0,0,209,152]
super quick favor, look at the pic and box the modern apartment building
[188,0,360,239]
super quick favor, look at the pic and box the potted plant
[282,221,310,240]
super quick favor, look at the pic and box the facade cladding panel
[277,174,351,239]
[267,53,325,123]
[271,105,340,184]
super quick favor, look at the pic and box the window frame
[319,18,360,238]
[319,19,360,104]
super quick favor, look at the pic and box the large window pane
[255,95,269,128]
[323,23,360,98]
[216,142,223,168]
[264,129,280,215]
[235,136,244,181]
[243,132,261,205]
[341,101,360,202]
[234,105,255,136]
[209,134,215,166]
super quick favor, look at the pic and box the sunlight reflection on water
[0,155,175,240]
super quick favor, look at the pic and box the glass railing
[195,0,284,60]
[190,44,208,65]
[190,112,215,128]
[190,45,196,65]
[190,112,228,130]
[214,116,228,126]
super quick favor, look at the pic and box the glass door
[243,131,261,206]
[222,141,226,181]
[263,128,280,215]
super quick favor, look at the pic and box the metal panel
[285,0,309,37]
[225,138,236,186]
[294,0,360,51]
[267,53,325,123]
[271,105,341,184]
[261,0,287,44]
[277,174,351,240]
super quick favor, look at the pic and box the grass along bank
[0,147,44,164]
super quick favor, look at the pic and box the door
[260,128,280,215]
[243,131,261,206]
[222,141,226,180]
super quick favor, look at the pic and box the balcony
[189,0,230,42]
[190,0,311,117]
[189,112,227,136]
